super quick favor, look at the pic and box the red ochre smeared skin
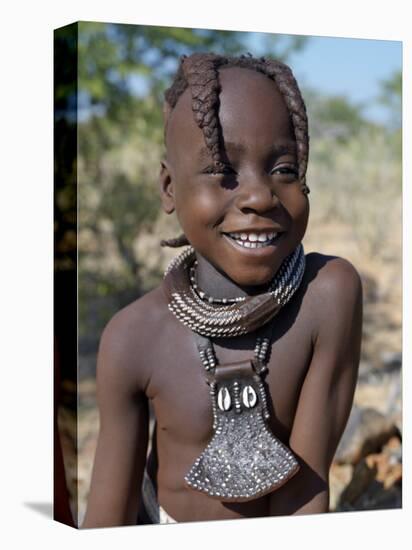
[81,68,363,528]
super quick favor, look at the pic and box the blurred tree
[303,88,369,143]
[377,70,401,129]
[77,23,308,133]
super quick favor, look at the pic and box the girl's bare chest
[147,309,313,444]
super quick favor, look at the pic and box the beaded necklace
[164,244,305,337]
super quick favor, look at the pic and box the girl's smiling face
[160,67,309,288]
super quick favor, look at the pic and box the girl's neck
[195,253,269,299]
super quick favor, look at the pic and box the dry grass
[305,129,401,364]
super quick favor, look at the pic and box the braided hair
[161,52,310,248]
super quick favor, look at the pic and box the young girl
[81,53,362,527]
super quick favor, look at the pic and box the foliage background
[55,22,402,523]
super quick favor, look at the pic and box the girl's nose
[234,176,277,214]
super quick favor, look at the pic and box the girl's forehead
[218,68,292,136]
[165,67,294,161]
[219,66,283,100]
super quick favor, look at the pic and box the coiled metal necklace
[164,243,305,338]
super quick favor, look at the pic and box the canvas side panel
[54,21,78,528]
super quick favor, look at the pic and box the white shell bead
[217,387,232,411]
[242,385,257,408]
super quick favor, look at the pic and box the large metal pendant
[184,360,300,502]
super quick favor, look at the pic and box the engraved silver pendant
[184,360,300,502]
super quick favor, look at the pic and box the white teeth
[226,231,281,248]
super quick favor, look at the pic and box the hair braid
[181,53,225,170]
[260,58,310,192]
[160,234,189,248]
[161,52,310,248]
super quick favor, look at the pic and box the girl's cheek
[282,188,309,217]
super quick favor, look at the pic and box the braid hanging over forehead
[162,52,310,248]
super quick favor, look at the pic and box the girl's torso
[138,253,322,522]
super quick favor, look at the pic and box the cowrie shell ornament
[242,385,257,408]
[217,387,232,411]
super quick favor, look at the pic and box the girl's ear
[159,160,175,214]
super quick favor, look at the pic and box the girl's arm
[269,257,363,515]
[81,313,149,528]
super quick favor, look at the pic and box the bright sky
[248,33,402,124]
[80,27,402,127]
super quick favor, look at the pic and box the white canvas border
[0,0,408,548]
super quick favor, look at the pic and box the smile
[223,230,282,249]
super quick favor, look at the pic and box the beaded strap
[194,330,272,423]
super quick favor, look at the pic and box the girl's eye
[270,165,298,177]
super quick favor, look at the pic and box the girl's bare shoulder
[95,284,171,390]
[103,282,172,346]
[304,251,362,296]
[104,284,169,337]
[303,251,363,338]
